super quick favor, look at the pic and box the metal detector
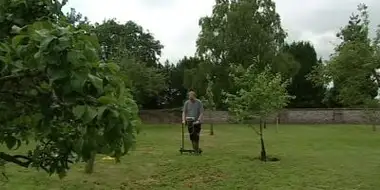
[179,117,202,155]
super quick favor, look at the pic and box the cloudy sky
[63,0,380,63]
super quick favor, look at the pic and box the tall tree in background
[196,0,297,108]
[119,58,167,109]
[284,42,325,108]
[94,19,163,67]
[159,57,205,109]
[92,19,167,108]
[310,3,379,108]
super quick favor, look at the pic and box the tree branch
[0,74,25,81]
[0,152,32,168]
[0,70,42,82]
[248,124,261,135]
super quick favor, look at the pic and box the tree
[224,64,292,161]
[93,19,163,67]
[284,41,325,108]
[196,0,296,109]
[0,20,139,177]
[92,19,167,109]
[119,57,167,108]
[309,3,380,129]
[65,8,90,26]
[0,0,66,41]
[201,75,216,135]
[158,56,206,109]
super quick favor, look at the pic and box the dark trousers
[187,123,201,142]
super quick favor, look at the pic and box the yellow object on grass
[102,156,115,160]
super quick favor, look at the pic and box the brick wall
[139,108,380,124]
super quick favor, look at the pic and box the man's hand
[182,120,186,124]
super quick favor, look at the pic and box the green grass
[1,124,380,190]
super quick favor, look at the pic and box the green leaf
[11,35,27,47]
[0,43,10,52]
[58,36,71,49]
[83,106,98,123]
[82,35,100,50]
[34,51,41,59]
[97,106,108,120]
[40,35,56,51]
[110,109,120,117]
[48,68,68,82]
[5,136,17,149]
[98,96,116,105]
[67,50,86,66]
[72,105,86,119]
[71,72,87,93]
[88,74,103,94]
[106,62,120,72]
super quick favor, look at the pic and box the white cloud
[64,0,380,62]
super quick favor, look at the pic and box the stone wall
[139,108,380,124]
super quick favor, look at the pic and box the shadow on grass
[241,155,280,162]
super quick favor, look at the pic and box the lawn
[1,124,380,190]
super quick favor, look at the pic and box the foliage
[119,57,167,108]
[159,57,205,108]
[91,19,167,109]
[200,75,216,135]
[183,59,211,97]
[224,63,291,161]
[197,0,287,68]
[309,4,379,108]
[0,0,66,41]
[0,20,139,177]
[93,19,163,67]
[284,41,325,108]
[201,75,216,111]
[225,65,291,121]
[195,0,297,109]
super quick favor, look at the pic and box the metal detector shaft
[181,123,185,149]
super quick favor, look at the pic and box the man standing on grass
[182,90,204,153]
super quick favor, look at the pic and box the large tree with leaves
[0,1,139,177]
[120,57,167,109]
[158,56,205,109]
[94,19,163,67]
[284,41,325,108]
[310,4,379,106]
[92,19,167,109]
[196,0,297,109]
[309,3,380,128]
[225,64,291,161]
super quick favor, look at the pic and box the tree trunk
[84,151,96,174]
[371,110,376,131]
[259,119,267,161]
[276,116,279,133]
[209,111,214,135]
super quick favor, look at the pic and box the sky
[63,0,380,63]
